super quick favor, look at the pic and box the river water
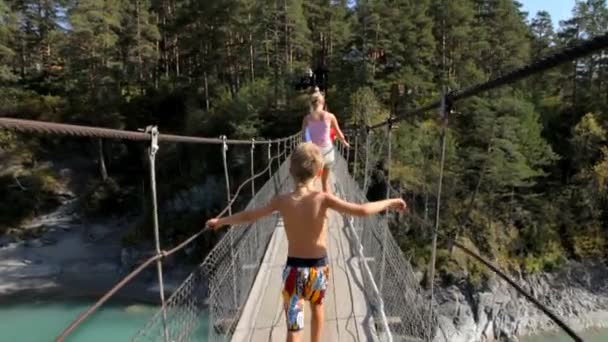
[521,328,608,342]
[0,299,208,342]
[0,299,606,341]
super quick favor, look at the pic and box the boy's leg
[309,265,329,342]
[283,266,305,342]
[310,302,324,342]
[284,299,304,342]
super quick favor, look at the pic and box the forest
[0,0,607,286]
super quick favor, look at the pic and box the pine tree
[352,0,435,102]
[573,0,608,112]
[430,0,478,89]
[67,0,123,102]
[527,11,560,115]
[529,10,554,58]
[0,0,17,82]
[120,0,160,90]
[472,0,530,77]
[10,0,65,77]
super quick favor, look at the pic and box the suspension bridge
[0,31,606,342]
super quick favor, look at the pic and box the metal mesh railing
[132,157,293,342]
[333,153,437,341]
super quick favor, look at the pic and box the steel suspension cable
[0,117,297,144]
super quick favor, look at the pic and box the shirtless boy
[206,142,406,342]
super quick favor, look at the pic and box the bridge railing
[333,153,436,341]
[132,153,293,342]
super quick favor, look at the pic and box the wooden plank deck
[231,181,378,342]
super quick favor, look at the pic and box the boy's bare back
[273,190,329,259]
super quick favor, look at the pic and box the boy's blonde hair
[290,142,323,184]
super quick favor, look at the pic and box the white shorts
[319,145,335,169]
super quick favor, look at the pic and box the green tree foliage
[1,0,607,272]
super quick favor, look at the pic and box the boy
[206,142,406,342]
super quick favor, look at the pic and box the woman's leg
[321,167,331,194]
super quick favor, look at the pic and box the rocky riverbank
[0,197,195,304]
[432,262,608,342]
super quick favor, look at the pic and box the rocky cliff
[433,262,608,341]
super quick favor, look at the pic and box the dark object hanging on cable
[295,68,315,91]
[314,63,329,93]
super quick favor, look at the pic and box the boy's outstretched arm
[206,197,278,230]
[324,193,406,216]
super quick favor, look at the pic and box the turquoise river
[0,300,605,341]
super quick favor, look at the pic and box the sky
[519,0,577,28]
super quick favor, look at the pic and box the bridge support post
[251,139,258,256]
[268,142,272,178]
[346,135,350,168]
[276,140,281,169]
[363,127,371,192]
[379,119,393,294]
[428,93,449,339]
[221,135,239,313]
[146,126,169,342]
[353,131,359,178]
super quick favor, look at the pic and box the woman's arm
[330,114,349,147]
[206,197,278,229]
[301,115,309,141]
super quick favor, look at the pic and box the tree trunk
[20,34,26,78]
[162,2,169,79]
[136,0,144,87]
[274,16,280,107]
[204,70,210,111]
[424,186,429,222]
[265,31,271,69]
[284,0,289,73]
[175,36,180,77]
[154,14,160,89]
[249,14,255,82]
[98,139,108,182]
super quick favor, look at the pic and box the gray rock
[433,262,608,341]
[0,236,14,248]
[25,239,44,248]
[41,237,58,246]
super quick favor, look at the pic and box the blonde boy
[207,142,406,342]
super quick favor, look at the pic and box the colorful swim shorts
[281,256,330,332]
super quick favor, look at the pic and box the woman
[302,91,349,193]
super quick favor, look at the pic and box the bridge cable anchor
[145,126,159,157]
